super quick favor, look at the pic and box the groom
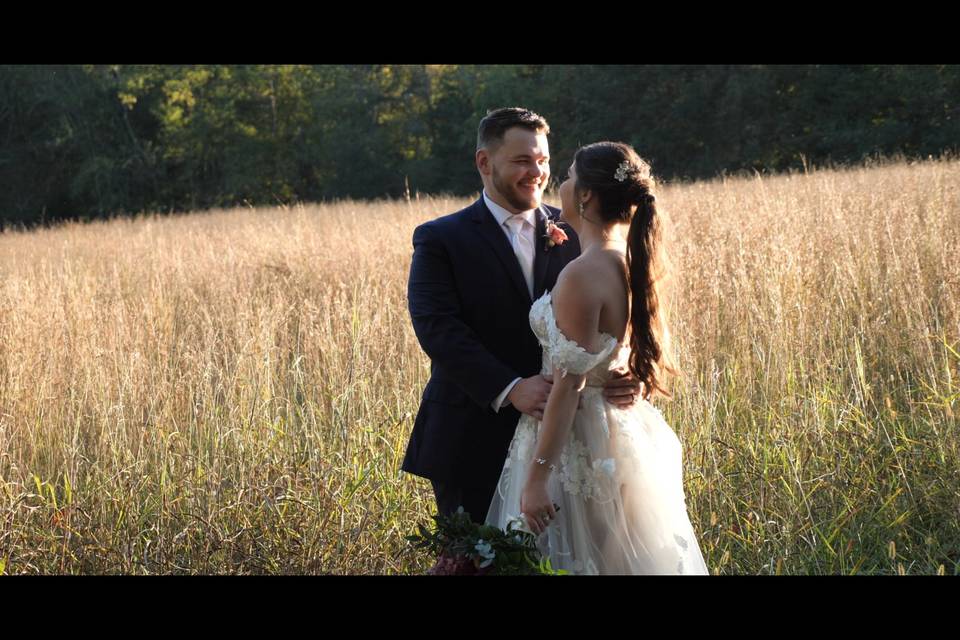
[402,107,639,524]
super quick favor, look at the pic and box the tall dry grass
[0,158,957,574]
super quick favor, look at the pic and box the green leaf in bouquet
[537,556,570,576]
[477,524,499,539]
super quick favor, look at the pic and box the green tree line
[2,64,957,227]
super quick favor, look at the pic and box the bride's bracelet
[535,457,557,472]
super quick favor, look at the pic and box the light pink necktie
[505,216,534,299]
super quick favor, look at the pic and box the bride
[485,141,709,575]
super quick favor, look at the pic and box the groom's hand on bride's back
[507,375,553,420]
[603,369,641,408]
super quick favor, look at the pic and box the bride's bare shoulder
[551,258,604,351]
[556,251,622,296]
[553,255,598,297]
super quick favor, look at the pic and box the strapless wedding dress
[485,291,709,575]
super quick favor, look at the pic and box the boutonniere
[544,221,569,251]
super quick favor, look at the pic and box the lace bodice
[529,291,629,385]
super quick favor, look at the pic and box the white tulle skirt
[486,388,709,575]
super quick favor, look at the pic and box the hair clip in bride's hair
[614,160,631,183]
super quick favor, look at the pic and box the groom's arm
[408,222,521,409]
[491,378,522,412]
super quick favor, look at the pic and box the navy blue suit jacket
[402,197,581,489]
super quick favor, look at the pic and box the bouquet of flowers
[406,507,567,575]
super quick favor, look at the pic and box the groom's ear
[476,149,491,176]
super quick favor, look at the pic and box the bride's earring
[578,202,585,218]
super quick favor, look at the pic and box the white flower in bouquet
[475,539,496,568]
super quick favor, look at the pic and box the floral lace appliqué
[529,292,618,379]
[558,437,617,501]
[503,417,537,472]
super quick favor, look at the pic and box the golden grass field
[1,158,958,574]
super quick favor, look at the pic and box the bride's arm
[522,264,602,533]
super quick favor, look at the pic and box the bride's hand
[521,479,557,536]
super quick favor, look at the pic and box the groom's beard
[492,164,543,212]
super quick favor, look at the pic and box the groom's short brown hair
[477,107,550,152]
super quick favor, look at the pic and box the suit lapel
[533,206,553,300]
[472,199,532,304]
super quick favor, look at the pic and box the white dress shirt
[483,191,538,413]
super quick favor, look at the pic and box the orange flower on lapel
[544,221,568,250]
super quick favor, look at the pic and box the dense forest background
[2,64,958,227]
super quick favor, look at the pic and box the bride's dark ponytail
[626,182,676,400]
[572,142,678,400]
